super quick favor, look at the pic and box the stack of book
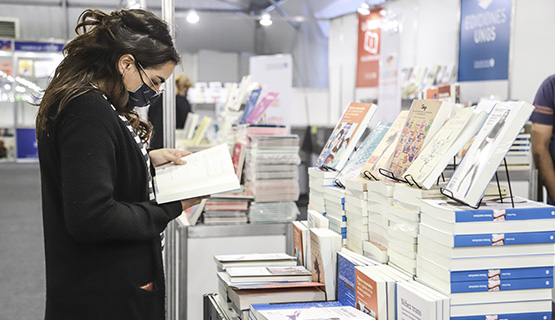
[323,186,347,245]
[344,177,369,255]
[416,197,555,319]
[504,132,532,169]
[203,195,250,226]
[248,201,299,224]
[387,183,426,275]
[249,301,374,320]
[307,167,336,214]
[214,253,325,319]
[244,135,301,203]
[364,180,395,263]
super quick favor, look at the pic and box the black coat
[38,91,182,320]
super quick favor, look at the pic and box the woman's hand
[149,148,191,167]
[180,195,210,211]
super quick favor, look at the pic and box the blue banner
[14,41,64,53]
[458,0,512,81]
[16,128,38,160]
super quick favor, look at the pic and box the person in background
[531,74,555,205]
[35,8,205,319]
[148,73,193,149]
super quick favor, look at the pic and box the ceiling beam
[264,0,299,30]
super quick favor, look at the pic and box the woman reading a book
[36,9,205,320]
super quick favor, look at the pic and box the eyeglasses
[136,62,165,97]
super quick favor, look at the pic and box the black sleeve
[57,112,182,243]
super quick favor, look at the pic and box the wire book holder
[334,179,345,189]
[404,174,422,189]
[362,170,379,181]
[440,157,515,209]
[379,168,408,184]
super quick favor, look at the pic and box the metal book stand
[318,165,346,189]
[439,157,515,209]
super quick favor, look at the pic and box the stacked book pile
[248,201,299,224]
[364,180,395,263]
[323,186,347,245]
[416,197,555,319]
[244,135,301,203]
[214,253,325,320]
[504,132,531,169]
[344,177,369,255]
[249,301,373,320]
[387,183,426,275]
[202,194,250,225]
[307,167,336,214]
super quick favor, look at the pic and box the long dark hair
[36,9,180,142]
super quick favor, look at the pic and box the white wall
[510,0,555,103]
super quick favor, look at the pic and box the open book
[154,144,241,204]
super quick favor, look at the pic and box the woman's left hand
[149,148,191,167]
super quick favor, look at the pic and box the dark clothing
[531,74,555,205]
[148,94,191,149]
[38,91,182,320]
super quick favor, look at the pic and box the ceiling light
[186,10,200,24]
[260,13,272,26]
[357,3,370,15]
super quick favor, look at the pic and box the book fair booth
[2,0,555,319]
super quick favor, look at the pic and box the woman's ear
[117,54,136,75]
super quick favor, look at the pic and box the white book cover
[258,306,375,320]
[444,101,534,207]
[226,266,311,278]
[316,103,378,172]
[361,111,409,180]
[396,281,439,320]
[404,107,488,189]
[154,144,240,203]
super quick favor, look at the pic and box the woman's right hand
[180,195,210,211]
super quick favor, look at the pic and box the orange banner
[356,9,382,88]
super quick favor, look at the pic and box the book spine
[454,231,555,247]
[454,207,555,223]
[450,311,552,320]
[451,266,554,282]
[450,277,553,293]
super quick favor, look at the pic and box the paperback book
[154,143,240,203]
[335,121,392,187]
[360,111,409,180]
[388,99,454,179]
[444,101,535,207]
[316,102,378,172]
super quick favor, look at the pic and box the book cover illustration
[335,122,392,187]
[388,99,445,178]
[337,252,358,308]
[245,92,279,124]
[361,110,409,179]
[354,267,382,319]
[293,222,305,267]
[404,106,485,188]
[240,88,262,124]
[316,103,378,172]
[445,101,534,207]
[310,229,325,285]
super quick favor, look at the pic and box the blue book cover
[240,88,262,124]
[450,276,553,293]
[336,253,358,307]
[451,266,553,282]
[335,122,392,187]
[451,311,551,320]
[422,197,555,223]
[453,230,555,247]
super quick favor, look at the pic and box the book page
[154,144,239,202]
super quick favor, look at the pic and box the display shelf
[168,221,293,320]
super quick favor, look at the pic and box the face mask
[127,82,161,109]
